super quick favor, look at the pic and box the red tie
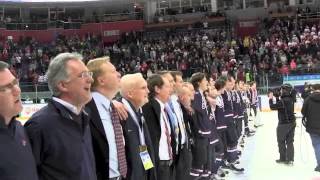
[110,104,127,178]
[163,108,173,159]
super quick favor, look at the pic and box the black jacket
[25,99,97,180]
[142,98,177,165]
[302,92,320,135]
[121,99,157,180]
[301,89,311,100]
[0,116,39,180]
[269,95,295,124]
[85,98,110,180]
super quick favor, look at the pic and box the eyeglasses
[78,71,93,79]
[0,79,19,93]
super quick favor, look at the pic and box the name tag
[139,145,154,170]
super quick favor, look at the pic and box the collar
[122,97,140,113]
[197,89,203,95]
[53,97,81,115]
[92,91,112,111]
[49,99,90,122]
[122,98,144,120]
[0,115,16,129]
[155,98,165,110]
[170,94,179,102]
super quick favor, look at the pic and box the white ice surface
[227,111,320,180]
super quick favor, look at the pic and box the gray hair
[0,61,9,71]
[46,52,83,97]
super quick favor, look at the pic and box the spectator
[0,61,39,180]
[119,73,157,180]
[24,53,97,180]
[302,84,320,172]
[86,57,128,180]
[142,74,175,180]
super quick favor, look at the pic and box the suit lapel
[150,98,161,125]
[86,99,107,139]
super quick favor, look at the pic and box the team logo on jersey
[227,91,232,101]
[209,111,215,120]
[216,95,224,108]
[201,96,207,110]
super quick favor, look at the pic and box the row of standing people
[0,52,260,180]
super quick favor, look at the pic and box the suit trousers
[175,145,193,180]
[158,162,174,180]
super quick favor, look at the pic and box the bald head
[120,73,149,109]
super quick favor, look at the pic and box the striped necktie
[163,108,173,159]
[110,104,127,178]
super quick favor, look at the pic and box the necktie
[110,104,127,178]
[170,100,188,146]
[163,108,173,160]
[165,105,179,153]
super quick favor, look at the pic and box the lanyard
[121,98,146,145]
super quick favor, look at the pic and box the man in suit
[25,53,97,180]
[119,73,157,180]
[0,61,39,180]
[86,57,127,180]
[142,74,174,180]
[169,71,192,180]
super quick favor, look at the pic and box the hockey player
[221,76,244,172]
[189,73,213,179]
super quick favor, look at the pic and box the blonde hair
[176,85,189,97]
[120,73,144,97]
[86,56,110,90]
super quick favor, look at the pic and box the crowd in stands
[0,34,104,86]
[0,17,320,91]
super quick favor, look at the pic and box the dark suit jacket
[142,98,176,166]
[121,99,157,180]
[85,99,110,180]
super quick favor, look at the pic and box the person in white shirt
[86,57,127,180]
[142,74,174,180]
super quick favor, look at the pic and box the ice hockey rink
[228,111,320,180]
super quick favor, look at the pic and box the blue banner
[283,74,320,86]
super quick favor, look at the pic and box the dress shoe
[275,159,286,164]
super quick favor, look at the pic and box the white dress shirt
[52,97,81,115]
[170,94,187,145]
[91,92,120,178]
[155,98,172,160]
